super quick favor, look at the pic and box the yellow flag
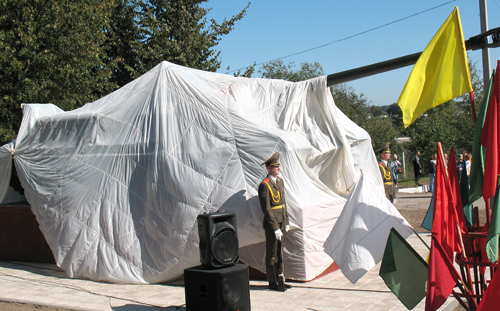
[397,7,473,128]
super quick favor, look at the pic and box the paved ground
[0,190,461,311]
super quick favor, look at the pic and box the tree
[406,105,457,160]
[259,61,404,152]
[331,84,369,128]
[386,103,402,116]
[453,59,484,153]
[0,0,249,146]
[0,0,117,145]
[104,0,144,87]
[260,60,324,82]
[368,105,385,117]
[136,0,248,74]
[364,117,401,151]
[233,62,256,78]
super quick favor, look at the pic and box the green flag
[379,228,429,309]
[421,192,434,231]
[468,71,495,205]
[486,176,500,263]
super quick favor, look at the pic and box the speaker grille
[211,228,238,267]
[184,264,250,311]
[197,211,239,268]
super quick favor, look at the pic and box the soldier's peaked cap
[262,152,280,166]
[375,142,390,154]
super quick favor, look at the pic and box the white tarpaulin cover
[324,172,413,283]
[0,61,385,284]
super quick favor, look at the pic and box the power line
[226,0,457,74]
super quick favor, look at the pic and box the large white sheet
[324,173,413,283]
[0,61,383,283]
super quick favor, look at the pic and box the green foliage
[406,108,457,161]
[330,85,402,152]
[0,0,117,145]
[136,0,248,74]
[0,0,248,146]
[364,117,400,152]
[331,84,369,128]
[260,60,324,82]
[258,59,482,170]
[104,0,144,86]
[233,62,256,78]
[386,103,402,116]
[104,0,248,86]
[0,0,484,175]
[404,99,475,165]
[258,61,405,154]
[368,105,385,117]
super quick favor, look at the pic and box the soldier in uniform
[258,152,291,291]
[376,143,396,203]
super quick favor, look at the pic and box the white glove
[274,229,283,241]
[286,225,291,232]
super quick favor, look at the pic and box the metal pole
[326,52,421,86]
[326,27,500,87]
[326,52,422,86]
[402,151,406,179]
[479,0,491,87]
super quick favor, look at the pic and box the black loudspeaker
[197,211,239,268]
[184,263,251,311]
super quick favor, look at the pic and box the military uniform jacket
[258,176,289,232]
[379,161,393,183]
[379,161,395,199]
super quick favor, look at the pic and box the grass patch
[396,176,430,188]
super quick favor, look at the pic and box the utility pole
[479,0,491,86]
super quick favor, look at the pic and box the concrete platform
[0,190,464,311]
[0,232,458,311]
[398,185,430,193]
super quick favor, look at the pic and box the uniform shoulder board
[263,178,269,183]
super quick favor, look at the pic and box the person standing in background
[457,154,464,178]
[427,154,436,192]
[464,153,471,178]
[376,143,396,203]
[413,150,422,186]
[390,154,401,187]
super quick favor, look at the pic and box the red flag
[447,148,467,237]
[480,60,500,200]
[477,269,500,310]
[425,237,461,311]
[432,144,455,260]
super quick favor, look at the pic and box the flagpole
[456,221,467,259]
[470,92,477,125]
[432,235,471,295]
[413,229,431,250]
[485,197,491,227]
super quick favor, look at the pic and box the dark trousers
[264,223,285,284]
[384,183,396,202]
[414,167,422,183]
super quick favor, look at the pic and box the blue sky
[203,0,500,106]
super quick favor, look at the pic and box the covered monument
[0,61,390,283]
